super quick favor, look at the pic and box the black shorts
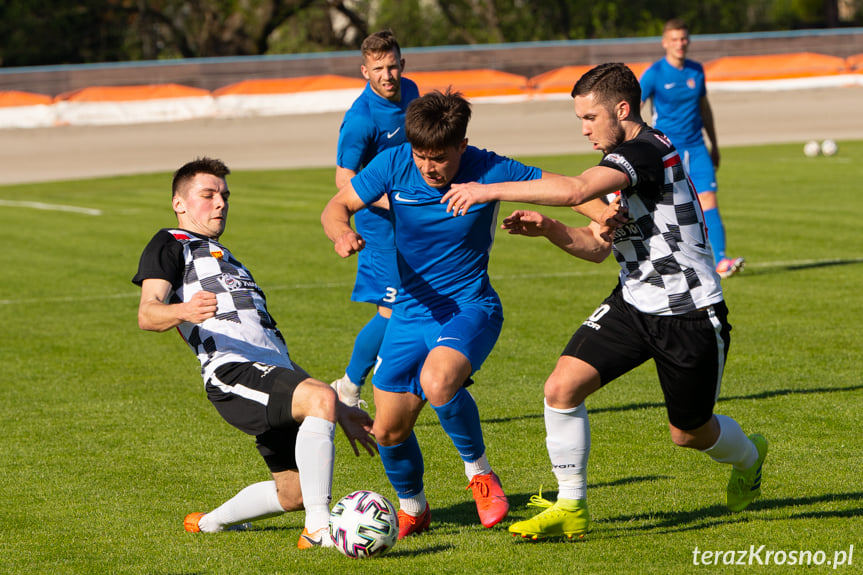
[208,361,311,473]
[562,286,731,430]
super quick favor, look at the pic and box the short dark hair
[405,89,472,151]
[172,157,230,197]
[663,18,689,34]
[361,30,401,60]
[571,63,641,116]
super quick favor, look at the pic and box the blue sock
[345,312,388,385]
[703,207,726,263]
[431,387,486,462]
[378,432,424,498]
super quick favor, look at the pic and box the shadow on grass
[744,257,863,276]
[423,476,668,532]
[598,491,863,536]
[474,383,863,424]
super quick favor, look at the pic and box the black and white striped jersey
[599,127,723,316]
[133,229,294,383]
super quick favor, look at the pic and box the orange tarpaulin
[56,83,210,102]
[530,62,650,94]
[407,69,528,98]
[705,52,847,81]
[0,91,53,107]
[846,53,863,71]
[214,75,365,96]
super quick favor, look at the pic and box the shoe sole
[718,259,745,279]
[510,529,589,541]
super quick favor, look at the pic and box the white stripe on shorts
[209,373,270,406]
[706,305,726,402]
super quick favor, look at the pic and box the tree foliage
[0,0,858,67]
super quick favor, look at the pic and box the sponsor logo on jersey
[614,221,643,241]
[394,192,418,203]
[386,127,401,139]
[664,82,676,89]
[217,273,256,292]
[604,153,637,183]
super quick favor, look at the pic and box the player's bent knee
[372,420,412,447]
[293,379,337,423]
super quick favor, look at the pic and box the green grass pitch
[0,142,860,574]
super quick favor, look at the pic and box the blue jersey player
[323,90,584,539]
[640,18,744,279]
[331,30,420,408]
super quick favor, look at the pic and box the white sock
[296,416,336,532]
[399,489,428,516]
[464,451,492,479]
[702,414,758,470]
[545,400,590,501]
[199,480,283,533]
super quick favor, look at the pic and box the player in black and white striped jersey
[442,63,767,540]
[133,157,376,548]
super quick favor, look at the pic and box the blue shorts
[351,247,400,307]
[372,301,504,397]
[679,143,717,195]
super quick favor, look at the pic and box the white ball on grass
[820,139,838,156]
[329,490,398,558]
[803,140,821,157]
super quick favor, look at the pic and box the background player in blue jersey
[134,158,375,548]
[640,18,745,279]
[322,90,617,539]
[331,30,420,408]
[444,63,766,541]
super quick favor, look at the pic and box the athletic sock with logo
[545,400,590,501]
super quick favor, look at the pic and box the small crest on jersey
[653,133,673,148]
[687,78,696,89]
[217,273,255,292]
[211,249,224,260]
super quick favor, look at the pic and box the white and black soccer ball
[803,140,821,157]
[820,139,838,156]
[329,490,398,558]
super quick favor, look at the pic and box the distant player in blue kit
[322,90,616,539]
[640,18,745,278]
[444,63,767,541]
[330,30,420,408]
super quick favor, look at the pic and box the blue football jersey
[337,78,420,250]
[640,58,707,149]
[351,144,542,317]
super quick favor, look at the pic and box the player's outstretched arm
[336,402,378,457]
[321,182,368,258]
[138,278,218,332]
[442,166,630,216]
[501,210,611,263]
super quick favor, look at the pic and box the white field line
[1,257,858,306]
[0,199,102,216]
